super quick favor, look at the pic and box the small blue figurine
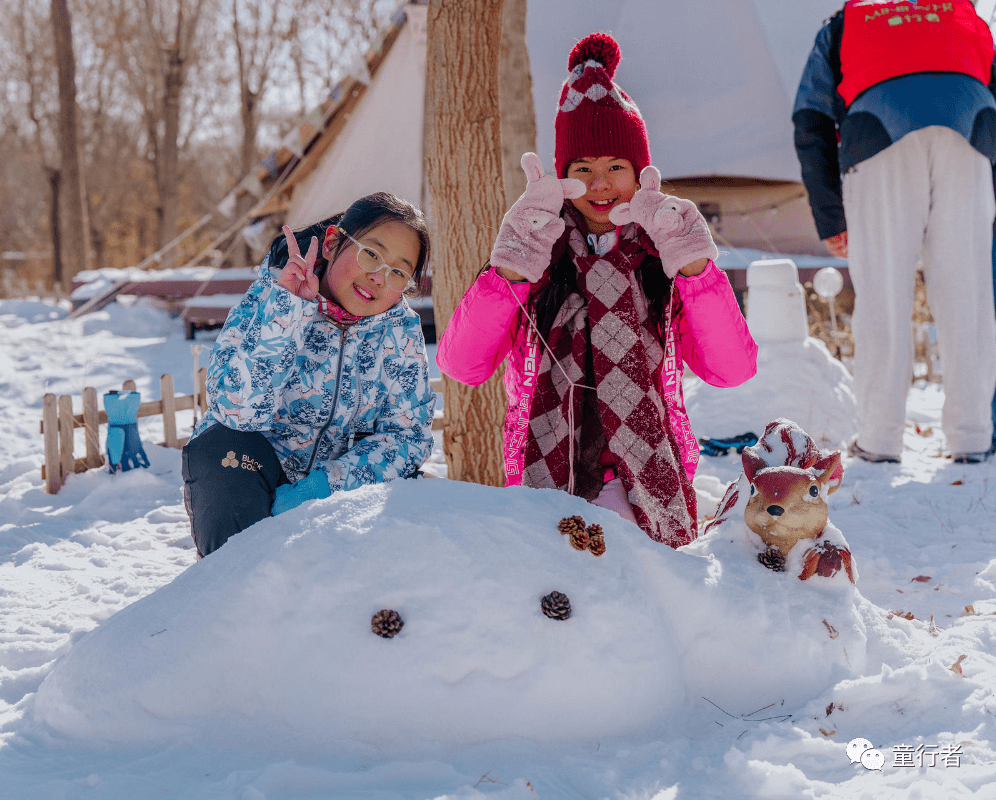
[103,390,150,472]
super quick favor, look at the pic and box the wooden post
[191,343,204,427]
[122,379,137,392]
[161,373,178,448]
[197,368,208,413]
[58,394,75,482]
[82,386,101,468]
[43,394,61,493]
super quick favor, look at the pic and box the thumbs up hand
[489,152,586,283]
[609,166,718,278]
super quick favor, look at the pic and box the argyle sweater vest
[522,214,697,547]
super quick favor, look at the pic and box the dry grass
[1,260,61,297]
[805,282,854,361]
[803,269,938,383]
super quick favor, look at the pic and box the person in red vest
[793,0,996,464]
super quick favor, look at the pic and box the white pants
[843,126,996,455]
[592,477,639,525]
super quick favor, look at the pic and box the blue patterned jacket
[192,259,436,490]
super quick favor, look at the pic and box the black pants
[182,424,289,558]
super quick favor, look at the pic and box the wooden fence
[41,373,444,494]
[40,371,208,494]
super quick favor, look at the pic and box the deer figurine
[705,419,854,583]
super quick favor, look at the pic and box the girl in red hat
[437,33,757,547]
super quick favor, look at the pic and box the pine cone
[569,527,590,551]
[541,591,572,620]
[757,547,786,572]
[586,523,603,538]
[371,608,404,638]
[557,515,586,536]
[588,534,606,557]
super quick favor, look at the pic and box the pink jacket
[436,260,758,484]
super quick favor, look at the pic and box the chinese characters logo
[847,738,964,770]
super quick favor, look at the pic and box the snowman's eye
[809,485,819,497]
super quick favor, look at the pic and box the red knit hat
[554,32,651,179]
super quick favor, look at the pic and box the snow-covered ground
[0,295,994,799]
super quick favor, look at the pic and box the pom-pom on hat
[554,32,651,179]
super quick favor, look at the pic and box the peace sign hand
[276,225,320,301]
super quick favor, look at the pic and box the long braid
[529,249,674,342]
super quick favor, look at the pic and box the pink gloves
[490,153,585,283]
[609,166,718,278]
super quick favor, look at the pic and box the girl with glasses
[182,192,436,558]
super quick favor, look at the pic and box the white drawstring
[501,273,594,495]
[501,267,675,496]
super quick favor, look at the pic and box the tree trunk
[425,0,508,487]
[91,228,105,273]
[48,169,62,286]
[158,46,183,264]
[498,0,536,208]
[232,86,260,269]
[231,0,262,271]
[50,0,90,283]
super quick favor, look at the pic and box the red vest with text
[839,0,994,106]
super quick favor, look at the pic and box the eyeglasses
[338,227,414,293]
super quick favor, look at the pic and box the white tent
[258,0,849,255]
[283,3,428,227]
[526,0,843,255]
[528,0,841,183]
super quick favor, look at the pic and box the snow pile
[183,293,246,308]
[686,336,857,451]
[70,266,216,301]
[70,266,260,302]
[1,294,995,798]
[32,477,865,754]
[0,298,69,327]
